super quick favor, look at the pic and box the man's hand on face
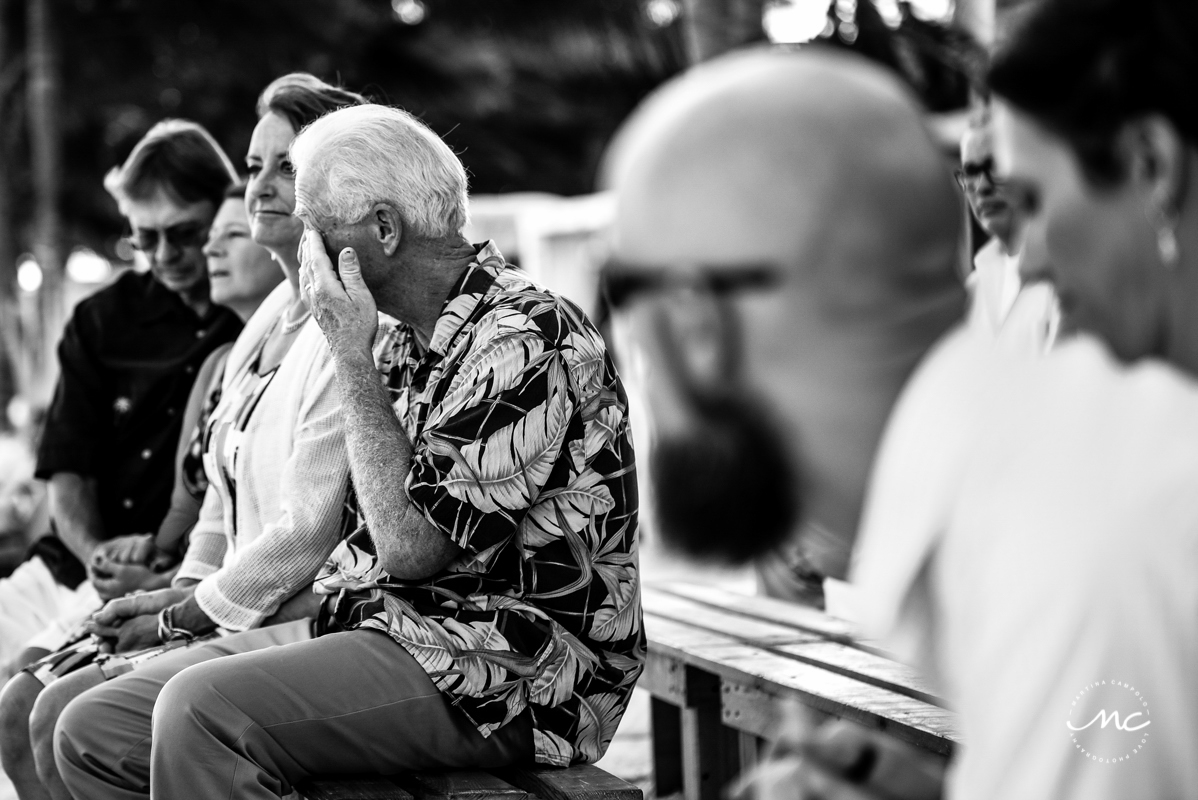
[299,229,378,361]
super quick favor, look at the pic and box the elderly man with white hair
[53,103,643,800]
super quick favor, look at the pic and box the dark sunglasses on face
[599,260,782,311]
[599,259,782,388]
[126,221,209,254]
[953,156,1003,190]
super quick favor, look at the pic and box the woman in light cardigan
[7,75,371,800]
[94,74,370,648]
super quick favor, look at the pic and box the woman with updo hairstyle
[244,73,369,293]
[848,2,1198,800]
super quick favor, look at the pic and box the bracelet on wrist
[156,605,195,644]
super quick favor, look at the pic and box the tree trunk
[679,0,767,64]
[26,0,63,406]
[0,0,17,427]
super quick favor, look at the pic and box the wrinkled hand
[299,230,378,359]
[110,614,162,654]
[89,561,164,601]
[741,720,945,800]
[92,533,156,566]
[86,587,187,638]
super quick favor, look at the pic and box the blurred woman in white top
[852,0,1198,797]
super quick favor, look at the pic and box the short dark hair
[104,119,238,209]
[988,0,1198,187]
[256,73,368,133]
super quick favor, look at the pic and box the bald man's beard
[650,388,800,565]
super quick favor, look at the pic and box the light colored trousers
[54,620,532,800]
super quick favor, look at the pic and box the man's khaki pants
[54,620,532,800]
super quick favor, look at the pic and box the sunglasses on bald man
[599,260,781,311]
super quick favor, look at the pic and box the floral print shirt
[315,242,644,767]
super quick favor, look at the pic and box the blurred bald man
[603,47,965,608]
[603,46,965,798]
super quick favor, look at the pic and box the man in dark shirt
[32,119,242,605]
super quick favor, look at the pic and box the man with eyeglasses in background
[958,104,1058,351]
[2,120,242,672]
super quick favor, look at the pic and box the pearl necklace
[279,306,312,335]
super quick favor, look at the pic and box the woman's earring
[1158,222,1180,269]
[1149,204,1181,269]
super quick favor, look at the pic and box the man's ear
[1122,115,1189,215]
[371,202,404,256]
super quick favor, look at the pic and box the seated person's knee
[30,671,95,782]
[53,684,107,766]
[0,672,42,764]
[155,662,219,734]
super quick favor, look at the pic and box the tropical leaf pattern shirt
[315,242,644,767]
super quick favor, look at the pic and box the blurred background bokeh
[0,0,1029,577]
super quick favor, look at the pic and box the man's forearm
[333,348,459,578]
[47,472,106,563]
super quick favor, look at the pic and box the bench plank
[645,615,958,753]
[773,641,941,704]
[643,588,824,646]
[494,765,642,800]
[394,772,530,800]
[641,652,722,709]
[299,777,414,800]
[645,586,935,704]
[650,583,863,645]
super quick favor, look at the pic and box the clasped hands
[84,586,191,654]
[88,533,178,602]
[298,230,378,361]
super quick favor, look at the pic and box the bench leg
[736,732,762,774]
[680,703,739,800]
[650,697,683,797]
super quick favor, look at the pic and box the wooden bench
[298,764,642,800]
[641,582,958,800]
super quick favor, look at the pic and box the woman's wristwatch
[157,605,196,644]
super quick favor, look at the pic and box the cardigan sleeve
[173,485,228,585]
[191,336,350,630]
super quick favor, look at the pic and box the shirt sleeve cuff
[193,577,269,632]
[34,445,99,480]
[174,561,219,586]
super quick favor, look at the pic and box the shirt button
[195,329,205,339]
[166,407,177,416]
[141,449,152,459]
[185,365,195,375]
[122,498,133,509]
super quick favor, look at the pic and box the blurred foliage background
[2,0,688,259]
[0,0,990,428]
